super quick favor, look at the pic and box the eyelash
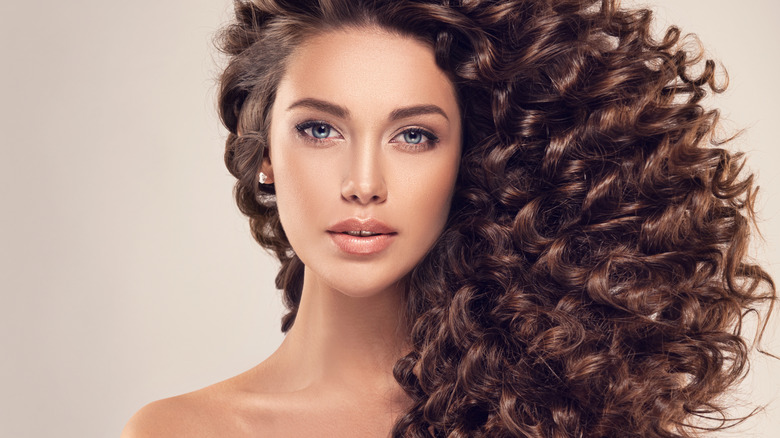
[392,128,439,151]
[294,121,439,151]
[294,121,342,143]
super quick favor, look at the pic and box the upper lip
[327,217,396,234]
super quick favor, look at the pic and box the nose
[340,139,387,205]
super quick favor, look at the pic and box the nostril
[340,174,387,204]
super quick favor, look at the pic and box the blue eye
[311,124,331,138]
[403,130,424,144]
[296,121,341,141]
[392,128,438,150]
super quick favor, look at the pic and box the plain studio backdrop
[1,1,778,437]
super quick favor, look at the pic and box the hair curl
[216,0,775,436]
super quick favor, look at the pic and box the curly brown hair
[216,0,776,436]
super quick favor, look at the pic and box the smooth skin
[122,26,461,437]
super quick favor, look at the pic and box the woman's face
[266,26,461,297]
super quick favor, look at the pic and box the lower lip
[328,232,396,255]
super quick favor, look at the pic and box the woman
[124,0,775,436]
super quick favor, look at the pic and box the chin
[299,251,417,299]
[331,278,405,299]
[317,268,408,299]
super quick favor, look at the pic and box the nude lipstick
[327,218,397,255]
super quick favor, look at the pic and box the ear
[259,148,274,184]
[238,127,274,185]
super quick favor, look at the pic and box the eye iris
[312,124,330,139]
[404,130,423,144]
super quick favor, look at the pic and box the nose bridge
[341,134,387,204]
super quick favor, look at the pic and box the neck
[270,266,409,395]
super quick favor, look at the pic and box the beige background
[1,1,778,437]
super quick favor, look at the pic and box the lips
[327,218,397,255]
[328,218,396,234]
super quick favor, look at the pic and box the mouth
[327,218,397,255]
[327,217,397,235]
[339,230,386,237]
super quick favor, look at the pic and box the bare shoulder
[120,373,269,438]
[119,359,403,437]
[121,394,194,438]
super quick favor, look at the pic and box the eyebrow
[287,98,350,118]
[286,98,449,122]
[389,104,449,122]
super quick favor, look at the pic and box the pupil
[404,131,422,144]
[313,125,330,138]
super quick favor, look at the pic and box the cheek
[430,159,459,224]
[272,148,333,239]
[396,150,460,232]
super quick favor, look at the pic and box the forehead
[274,26,459,118]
